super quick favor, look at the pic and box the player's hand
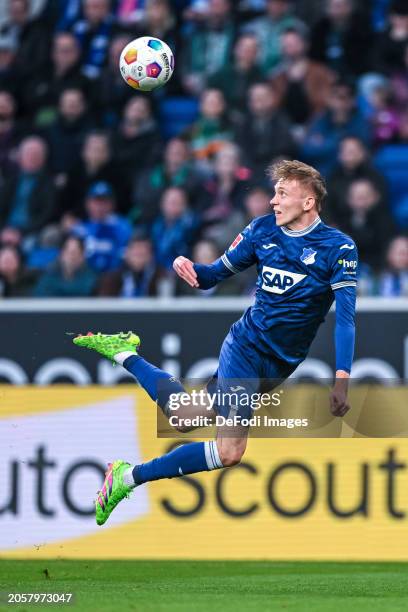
[329,374,351,417]
[173,256,199,288]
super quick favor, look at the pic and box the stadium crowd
[0,0,407,298]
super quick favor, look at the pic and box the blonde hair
[268,159,327,212]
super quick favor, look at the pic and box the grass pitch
[1,560,408,611]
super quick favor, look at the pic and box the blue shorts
[208,325,296,420]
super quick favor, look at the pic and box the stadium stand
[0,0,406,297]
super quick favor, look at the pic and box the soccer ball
[119,36,174,92]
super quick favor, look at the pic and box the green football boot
[95,460,134,526]
[73,331,140,362]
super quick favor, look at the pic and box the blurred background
[1,0,408,563]
[0,0,407,299]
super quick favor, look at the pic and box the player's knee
[173,422,193,433]
[219,444,245,467]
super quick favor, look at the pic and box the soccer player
[74,160,358,526]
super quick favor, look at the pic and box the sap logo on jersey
[262,266,306,294]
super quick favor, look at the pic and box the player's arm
[330,285,356,417]
[172,255,232,289]
[173,224,257,289]
[328,240,358,416]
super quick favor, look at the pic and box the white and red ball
[119,36,174,92]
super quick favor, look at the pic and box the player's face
[270,179,314,227]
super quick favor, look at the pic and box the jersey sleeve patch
[228,233,243,252]
[330,240,359,288]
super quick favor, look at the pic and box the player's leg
[95,424,249,526]
[73,331,214,427]
[94,437,224,525]
[216,424,248,466]
[89,329,257,525]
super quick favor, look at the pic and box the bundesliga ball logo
[119,36,174,92]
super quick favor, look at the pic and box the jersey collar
[280,216,322,237]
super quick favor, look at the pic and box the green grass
[1,561,408,611]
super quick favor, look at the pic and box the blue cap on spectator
[87,181,114,198]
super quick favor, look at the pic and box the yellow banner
[1,387,408,560]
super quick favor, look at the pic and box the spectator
[309,0,374,76]
[97,33,134,124]
[33,235,98,296]
[66,0,115,79]
[182,0,235,94]
[390,42,408,111]
[26,223,61,270]
[369,82,400,146]
[176,238,247,295]
[340,178,395,269]
[115,0,146,25]
[133,137,203,224]
[72,181,132,272]
[60,131,128,217]
[271,27,336,124]
[199,143,251,247]
[0,136,56,237]
[187,88,234,168]
[300,79,371,175]
[24,31,93,122]
[44,88,96,178]
[243,0,305,75]
[151,186,198,269]
[327,136,387,226]
[244,185,271,218]
[0,90,20,183]
[112,96,161,188]
[204,184,272,252]
[98,235,162,296]
[236,81,296,178]
[0,244,36,296]
[0,226,22,249]
[0,33,17,93]
[395,108,408,143]
[378,236,408,296]
[0,0,51,81]
[208,33,265,115]
[376,0,408,74]
[56,0,84,30]
[139,0,179,57]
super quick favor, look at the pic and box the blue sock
[132,441,223,485]
[123,355,185,414]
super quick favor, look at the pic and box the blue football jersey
[221,215,358,364]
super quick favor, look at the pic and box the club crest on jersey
[300,248,317,265]
[228,233,243,251]
[261,266,306,294]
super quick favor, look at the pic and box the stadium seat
[393,194,408,229]
[159,97,199,139]
[27,247,59,270]
[374,145,408,226]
